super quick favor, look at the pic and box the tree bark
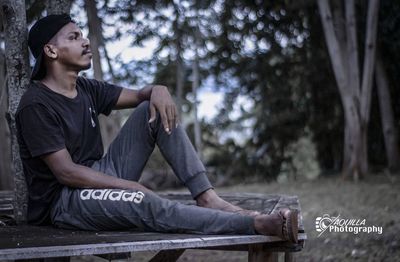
[176,41,184,118]
[46,0,72,15]
[358,0,380,177]
[360,0,380,123]
[0,40,12,190]
[84,0,103,80]
[318,0,361,179]
[375,50,400,171]
[1,0,31,223]
[192,28,202,160]
[84,0,120,150]
[318,0,380,181]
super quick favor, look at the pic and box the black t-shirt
[16,77,122,225]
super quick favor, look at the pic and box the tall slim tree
[84,0,121,149]
[174,25,185,117]
[318,0,380,180]
[191,21,202,159]
[1,0,30,223]
[375,49,400,171]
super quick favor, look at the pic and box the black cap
[28,14,73,80]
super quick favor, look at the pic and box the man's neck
[40,71,79,98]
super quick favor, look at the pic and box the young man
[16,14,298,242]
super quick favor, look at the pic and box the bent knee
[136,101,150,111]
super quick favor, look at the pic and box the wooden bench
[0,191,306,261]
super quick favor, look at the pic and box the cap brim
[31,52,46,80]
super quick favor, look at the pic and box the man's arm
[115,85,178,135]
[113,85,153,109]
[42,149,151,192]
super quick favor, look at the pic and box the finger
[173,105,179,128]
[167,106,174,132]
[171,106,176,130]
[160,110,170,134]
[149,103,157,123]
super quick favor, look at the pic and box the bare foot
[196,189,261,217]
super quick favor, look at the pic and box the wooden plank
[16,257,70,262]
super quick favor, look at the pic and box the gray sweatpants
[51,101,256,235]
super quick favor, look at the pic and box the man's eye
[69,35,79,40]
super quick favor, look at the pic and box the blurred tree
[305,3,343,173]
[206,1,312,179]
[317,0,380,181]
[100,0,215,116]
[84,0,121,150]
[375,50,400,172]
[374,0,400,172]
[191,2,203,158]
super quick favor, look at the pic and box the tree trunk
[358,0,380,178]
[84,0,120,150]
[318,0,379,181]
[1,0,31,223]
[360,0,380,123]
[84,0,103,80]
[46,0,72,15]
[176,42,184,118]
[0,41,12,190]
[375,51,400,172]
[192,30,202,160]
[342,97,365,180]
[318,0,360,179]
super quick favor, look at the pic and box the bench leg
[248,244,278,262]
[285,252,295,262]
[149,249,185,262]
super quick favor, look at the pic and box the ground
[71,173,400,261]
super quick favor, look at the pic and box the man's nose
[82,37,90,47]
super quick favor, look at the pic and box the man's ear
[43,44,58,59]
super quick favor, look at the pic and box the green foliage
[204,0,314,179]
[278,134,321,182]
[69,0,400,181]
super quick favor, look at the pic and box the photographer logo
[315,214,382,237]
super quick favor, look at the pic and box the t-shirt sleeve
[79,77,123,116]
[17,104,65,158]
